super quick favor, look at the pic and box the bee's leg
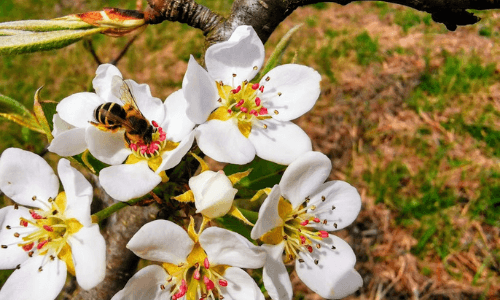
[124,133,131,146]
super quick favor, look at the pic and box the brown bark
[144,0,500,46]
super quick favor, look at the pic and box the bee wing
[111,75,144,116]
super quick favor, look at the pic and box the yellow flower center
[2,192,82,275]
[260,196,333,264]
[208,80,272,138]
[162,243,229,300]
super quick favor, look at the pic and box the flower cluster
[0,25,363,300]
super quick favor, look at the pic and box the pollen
[128,123,169,159]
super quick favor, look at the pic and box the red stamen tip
[300,220,309,226]
[300,235,306,244]
[37,240,48,250]
[307,245,313,253]
[231,86,241,94]
[252,83,260,90]
[20,220,28,227]
[130,143,138,151]
[236,99,244,107]
[240,107,248,113]
[22,242,34,252]
[204,257,210,269]
[30,211,43,220]
[151,120,159,127]
[313,218,321,223]
[227,109,232,114]
[219,279,228,287]
[259,107,268,115]
[255,97,261,106]
[43,225,54,232]
[193,268,201,280]
[204,276,215,290]
[259,85,265,92]
[318,230,329,238]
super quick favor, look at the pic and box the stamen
[32,196,37,201]
[13,232,20,238]
[255,97,261,106]
[274,110,279,115]
[321,196,326,201]
[204,257,210,269]
[278,92,282,96]
[252,83,259,90]
[265,76,270,81]
[219,279,228,287]
[6,225,11,230]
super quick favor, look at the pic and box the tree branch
[144,0,500,46]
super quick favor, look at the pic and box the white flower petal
[0,255,67,300]
[71,224,106,290]
[127,220,193,265]
[48,127,87,157]
[220,267,265,300]
[261,243,293,300]
[309,181,362,231]
[56,92,103,128]
[260,64,321,121]
[248,119,312,165]
[51,113,73,136]
[162,90,196,142]
[57,159,93,226]
[182,55,219,124]
[200,227,266,269]
[156,132,195,172]
[205,25,265,84]
[196,120,255,164]
[93,64,123,102]
[123,79,166,124]
[279,151,331,208]
[0,206,31,269]
[99,162,162,201]
[250,185,282,240]
[295,235,362,299]
[0,148,59,208]
[111,265,170,300]
[86,126,130,165]
[191,171,237,219]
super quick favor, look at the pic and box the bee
[91,76,155,145]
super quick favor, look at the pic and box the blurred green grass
[1,0,499,298]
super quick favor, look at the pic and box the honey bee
[91,76,155,145]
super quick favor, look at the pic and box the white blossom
[0,148,106,300]
[112,219,266,300]
[182,25,321,165]
[251,151,363,299]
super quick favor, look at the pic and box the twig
[109,27,145,65]
[83,39,102,66]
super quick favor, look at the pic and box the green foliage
[353,31,380,66]
[258,24,303,81]
[407,53,498,112]
[395,10,423,33]
[224,157,286,198]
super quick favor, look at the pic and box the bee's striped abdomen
[94,102,127,129]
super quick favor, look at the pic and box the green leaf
[0,93,43,133]
[72,150,109,175]
[0,19,94,31]
[33,87,53,142]
[0,27,105,55]
[257,24,303,81]
[216,214,254,242]
[224,157,286,197]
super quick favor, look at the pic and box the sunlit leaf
[0,94,42,133]
[33,87,53,142]
[257,24,303,80]
[0,27,105,55]
[0,19,93,31]
[224,157,286,198]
